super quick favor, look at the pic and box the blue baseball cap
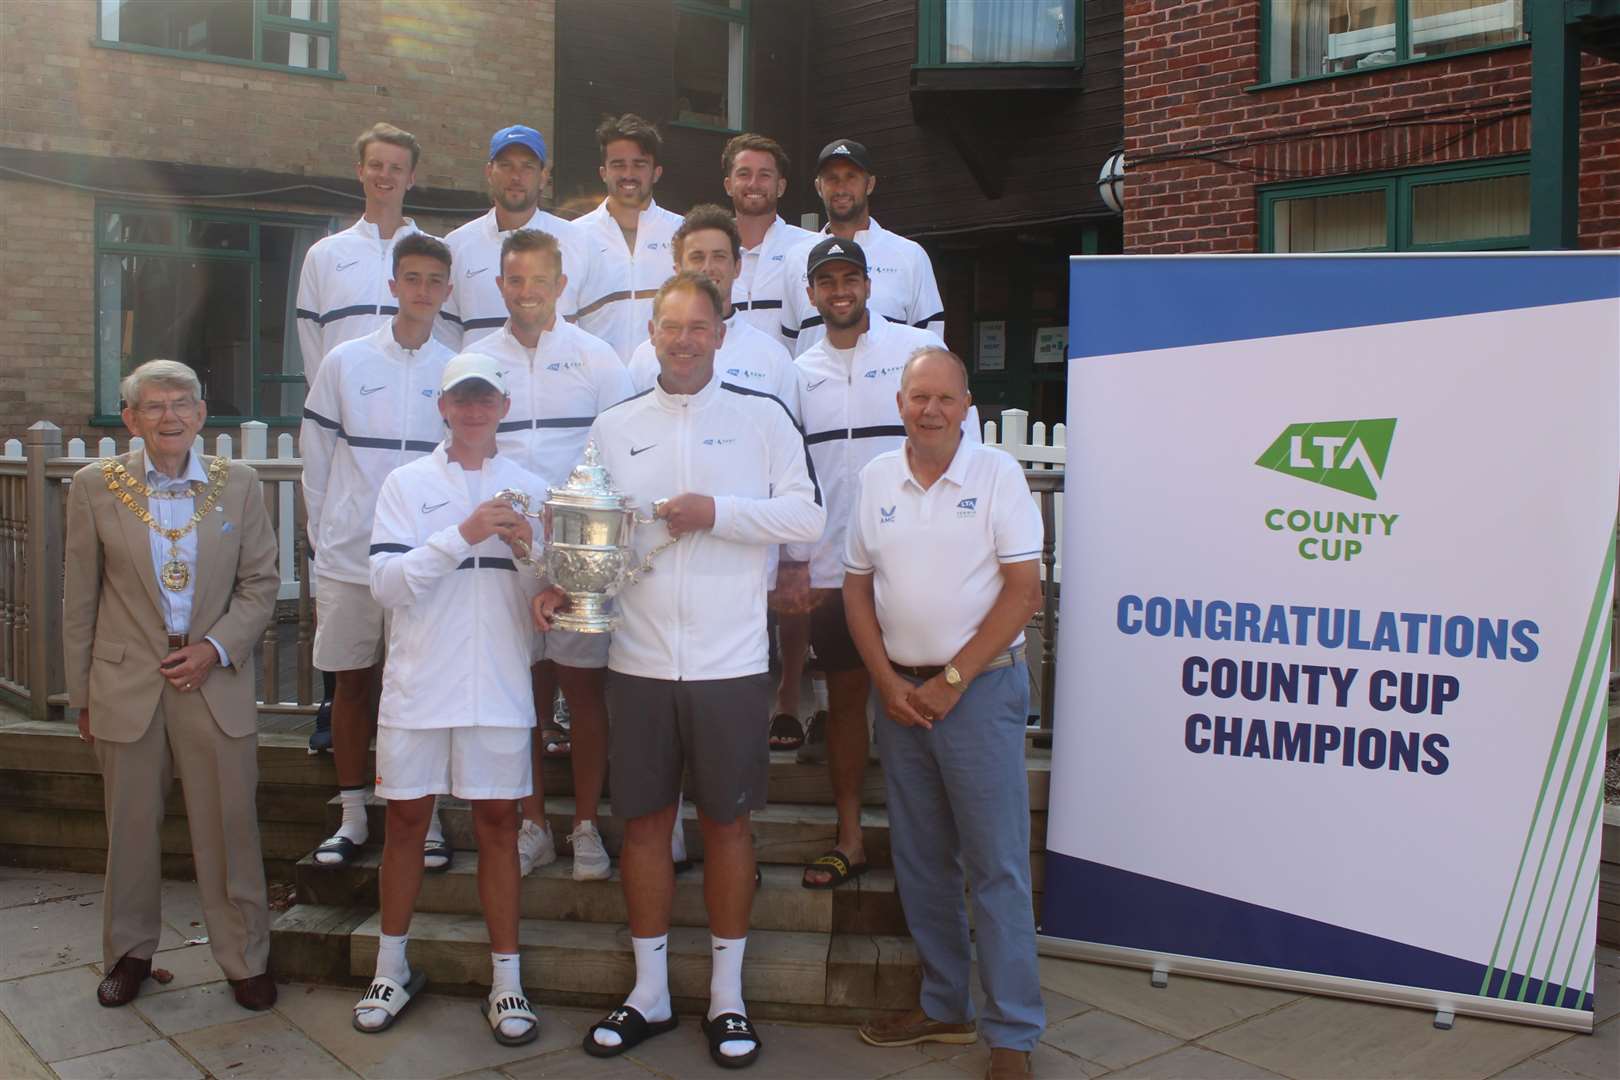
[488,125,547,164]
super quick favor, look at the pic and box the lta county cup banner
[1042,254,1620,1031]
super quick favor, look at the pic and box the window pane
[263,29,333,69]
[257,224,324,416]
[102,210,173,247]
[1269,0,1396,80]
[1272,190,1388,252]
[674,12,741,129]
[265,0,333,21]
[185,218,251,252]
[945,0,1075,63]
[100,0,253,61]
[1410,0,1524,59]
[1411,172,1529,245]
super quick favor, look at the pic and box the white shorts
[374,725,534,801]
[313,577,388,671]
[531,628,610,669]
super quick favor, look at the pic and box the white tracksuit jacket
[732,215,818,351]
[300,324,453,585]
[778,217,945,356]
[569,198,683,362]
[786,318,979,588]
[436,207,585,351]
[467,321,635,489]
[295,217,426,387]
[626,313,799,419]
[586,374,825,681]
[370,447,545,730]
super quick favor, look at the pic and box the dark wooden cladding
[552,0,814,220]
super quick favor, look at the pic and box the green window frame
[94,204,334,426]
[1257,0,1526,88]
[671,0,750,134]
[916,0,1083,68]
[1259,157,1531,253]
[94,0,343,80]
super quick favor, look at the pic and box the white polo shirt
[626,313,799,419]
[437,207,585,351]
[570,198,683,362]
[844,439,1042,667]
[778,217,945,356]
[732,215,817,351]
[296,216,426,387]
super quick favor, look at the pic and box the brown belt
[891,646,1025,682]
[166,633,189,650]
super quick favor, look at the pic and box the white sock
[708,935,752,1057]
[593,934,670,1048]
[355,931,409,1031]
[490,952,529,1038]
[317,788,369,863]
[813,676,829,712]
[425,801,444,845]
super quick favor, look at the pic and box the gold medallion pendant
[160,558,190,592]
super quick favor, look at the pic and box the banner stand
[1035,935,1595,1034]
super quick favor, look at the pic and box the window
[95,206,331,423]
[1260,159,1530,253]
[673,0,747,131]
[1265,0,1524,82]
[97,0,339,77]
[918,0,1080,65]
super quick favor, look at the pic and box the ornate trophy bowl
[497,442,670,634]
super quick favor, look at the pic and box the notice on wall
[1035,325,1068,365]
[977,320,1007,371]
[1042,253,1620,1031]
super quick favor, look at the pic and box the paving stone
[1039,1009,1181,1070]
[96,940,232,995]
[1201,996,1570,1080]
[0,1011,50,1080]
[1035,956,1299,1040]
[133,980,248,1035]
[159,879,211,940]
[0,888,180,979]
[1590,957,1620,1023]
[0,868,104,909]
[591,1017,945,1080]
[499,1045,663,1078]
[0,967,157,1063]
[1109,1044,1287,1079]
[173,1012,353,1078]
[942,1041,1109,1078]
[273,983,582,1079]
[50,1039,204,1079]
[1490,1061,1585,1079]
[1522,1015,1619,1079]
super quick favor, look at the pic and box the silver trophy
[496,442,674,633]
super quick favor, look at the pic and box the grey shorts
[605,670,772,824]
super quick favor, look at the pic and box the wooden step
[336,794,1048,868]
[294,848,909,935]
[269,903,919,1021]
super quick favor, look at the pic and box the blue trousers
[874,661,1045,1051]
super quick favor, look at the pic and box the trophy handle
[624,500,676,585]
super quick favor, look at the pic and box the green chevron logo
[1256,418,1397,501]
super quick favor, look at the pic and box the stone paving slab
[1040,1008,1182,1070]
[1035,956,1300,1040]
[0,867,104,909]
[172,1012,355,1079]
[0,1010,51,1080]
[0,888,182,981]
[50,1039,204,1080]
[0,967,159,1064]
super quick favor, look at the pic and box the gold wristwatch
[943,663,965,690]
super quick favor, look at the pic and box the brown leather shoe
[858,1006,977,1047]
[230,971,278,1011]
[986,1047,1033,1079]
[96,955,151,1007]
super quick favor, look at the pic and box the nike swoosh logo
[805,379,828,391]
[421,500,449,513]
[336,260,359,271]
[359,385,385,395]
[629,444,656,456]
[466,267,488,277]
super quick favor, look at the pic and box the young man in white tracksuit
[537,272,824,1070]
[775,237,979,893]
[720,133,818,351]
[352,353,546,1047]
[468,227,633,882]
[437,124,585,351]
[569,114,683,362]
[300,232,457,874]
[778,139,945,356]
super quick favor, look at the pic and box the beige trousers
[95,680,269,980]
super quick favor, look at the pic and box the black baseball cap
[816,138,873,173]
[805,236,868,278]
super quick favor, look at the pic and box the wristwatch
[943,663,965,690]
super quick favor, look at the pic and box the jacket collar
[350,215,418,242]
[651,368,721,411]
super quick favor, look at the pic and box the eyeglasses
[134,399,199,421]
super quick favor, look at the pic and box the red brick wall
[1123,0,1620,252]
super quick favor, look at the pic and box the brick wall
[1123,0,1620,252]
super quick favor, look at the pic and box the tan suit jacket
[63,452,279,740]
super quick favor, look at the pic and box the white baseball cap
[440,352,508,395]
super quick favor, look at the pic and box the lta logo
[1255,418,1396,500]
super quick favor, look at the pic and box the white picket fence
[3,408,1067,591]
